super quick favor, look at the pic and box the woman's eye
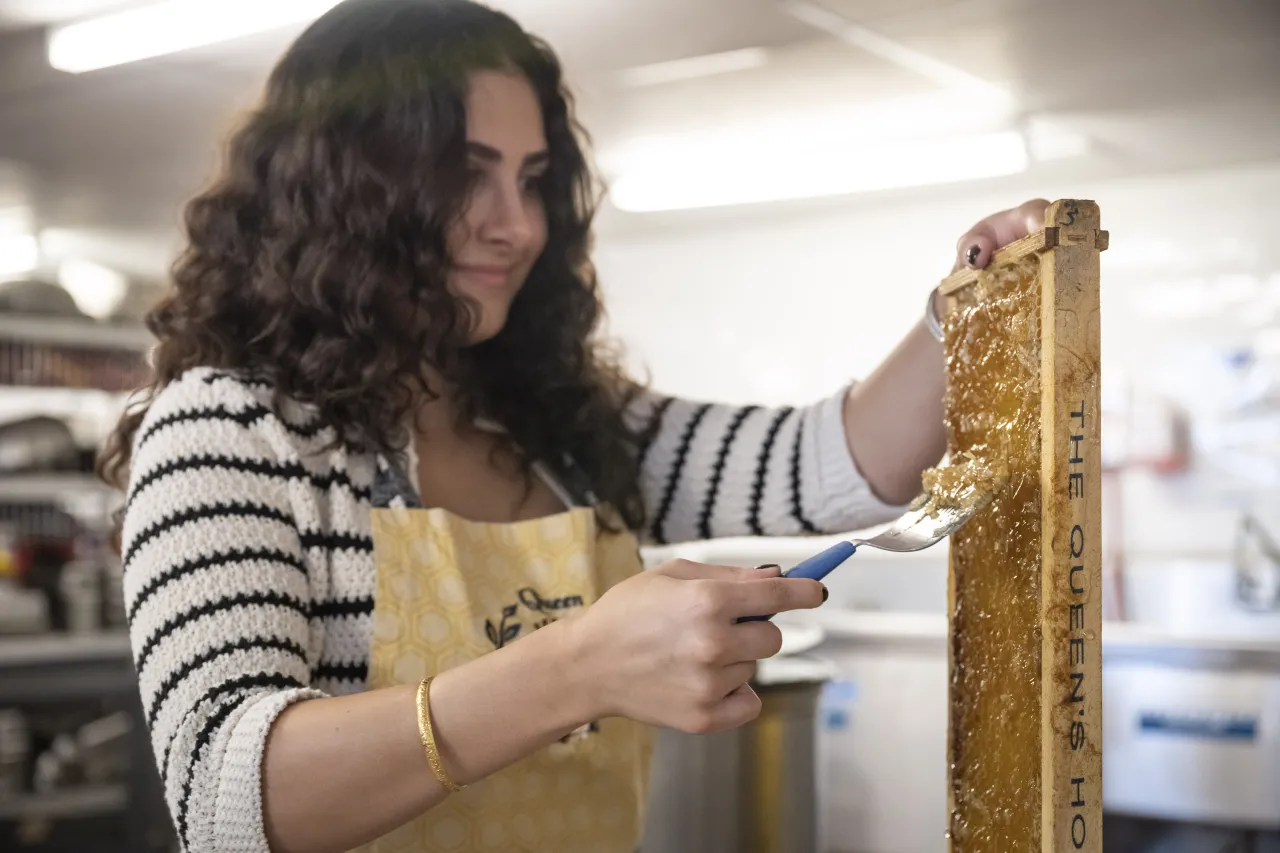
[522,173,547,195]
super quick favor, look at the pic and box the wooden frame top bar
[938,226,1109,298]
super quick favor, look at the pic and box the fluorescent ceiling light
[596,93,1018,177]
[616,48,770,88]
[48,0,341,73]
[58,259,129,320]
[1023,119,1091,161]
[0,203,33,235]
[609,130,1029,213]
[0,233,38,278]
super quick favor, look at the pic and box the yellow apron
[355,454,652,853]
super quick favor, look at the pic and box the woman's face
[448,70,550,343]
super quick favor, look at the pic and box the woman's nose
[480,179,535,247]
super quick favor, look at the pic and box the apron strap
[372,454,423,510]
[371,446,600,511]
[537,451,602,510]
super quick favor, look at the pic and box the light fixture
[0,233,38,279]
[57,259,129,320]
[601,92,1016,173]
[1022,118,1091,161]
[47,0,342,73]
[609,130,1029,213]
[616,48,770,89]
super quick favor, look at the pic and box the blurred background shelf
[0,315,150,352]
[0,631,130,669]
[0,632,134,704]
[0,473,114,503]
[0,388,132,454]
[0,386,130,404]
[0,783,128,821]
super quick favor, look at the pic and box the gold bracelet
[416,677,464,793]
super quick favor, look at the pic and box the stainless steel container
[641,661,828,853]
[0,708,29,796]
[0,415,79,473]
[58,559,101,635]
[1235,514,1280,611]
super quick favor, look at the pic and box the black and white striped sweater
[122,367,897,853]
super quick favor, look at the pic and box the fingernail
[966,244,981,267]
[754,563,780,571]
[821,585,829,603]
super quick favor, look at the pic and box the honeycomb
[941,255,1043,852]
[918,451,1008,519]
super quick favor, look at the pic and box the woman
[100,1,1047,851]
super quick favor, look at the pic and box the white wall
[595,190,963,405]
[595,160,1280,404]
[597,160,1280,562]
[627,164,1280,852]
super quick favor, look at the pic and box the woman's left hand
[953,198,1050,270]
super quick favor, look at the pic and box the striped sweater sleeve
[121,372,326,853]
[630,386,903,544]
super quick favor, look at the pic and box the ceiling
[0,0,1277,281]
[0,0,137,27]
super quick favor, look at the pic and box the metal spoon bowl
[739,487,996,622]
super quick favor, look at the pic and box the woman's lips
[454,264,512,288]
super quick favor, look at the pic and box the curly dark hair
[98,0,647,530]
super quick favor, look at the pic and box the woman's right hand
[565,560,826,734]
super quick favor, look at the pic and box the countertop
[4,616,1279,673]
[802,609,1280,669]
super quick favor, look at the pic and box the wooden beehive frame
[938,200,1105,852]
